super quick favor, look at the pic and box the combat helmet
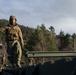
[9,15,17,21]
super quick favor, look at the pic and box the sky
[0,0,76,35]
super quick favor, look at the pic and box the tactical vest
[6,25,19,41]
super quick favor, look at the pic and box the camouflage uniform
[0,15,24,67]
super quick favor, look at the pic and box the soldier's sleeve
[18,26,24,48]
[0,27,6,32]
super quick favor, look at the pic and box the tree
[48,26,58,51]
[29,24,48,51]
[72,33,76,50]
[25,28,40,51]
[59,31,73,51]
[49,26,55,33]
[59,30,65,49]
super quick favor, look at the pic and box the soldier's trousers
[7,40,22,67]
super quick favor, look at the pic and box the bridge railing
[26,51,76,58]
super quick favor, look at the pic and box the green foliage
[72,33,76,39]
[59,31,73,50]
[26,29,40,51]
[0,19,8,43]
[49,26,55,33]
[0,19,8,27]
[25,24,58,51]
[47,26,58,51]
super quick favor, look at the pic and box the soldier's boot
[17,60,21,67]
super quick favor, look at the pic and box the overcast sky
[0,0,76,35]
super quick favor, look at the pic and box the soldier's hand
[21,41,24,48]
[22,45,24,48]
[21,43,24,48]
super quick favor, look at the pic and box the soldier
[0,15,24,68]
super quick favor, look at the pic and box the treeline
[25,25,76,51]
[0,19,76,52]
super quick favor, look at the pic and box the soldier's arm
[0,27,6,32]
[18,27,24,48]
